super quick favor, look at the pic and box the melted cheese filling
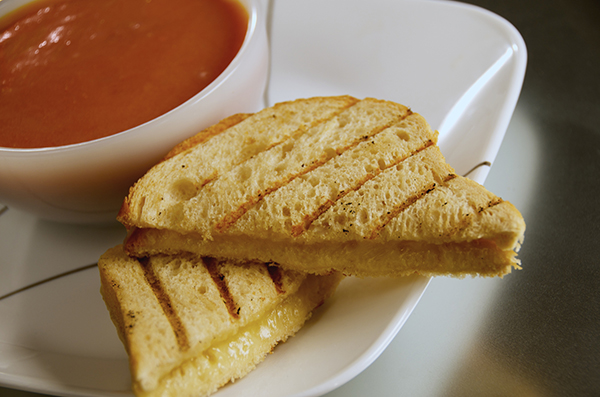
[136,284,316,397]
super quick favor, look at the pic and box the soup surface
[0,0,248,148]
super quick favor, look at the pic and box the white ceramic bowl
[0,0,269,224]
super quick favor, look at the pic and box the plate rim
[0,0,527,395]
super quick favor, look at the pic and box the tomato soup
[0,0,248,148]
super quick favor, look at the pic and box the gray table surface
[2,0,599,396]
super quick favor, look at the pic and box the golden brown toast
[118,96,525,278]
[98,245,342,397]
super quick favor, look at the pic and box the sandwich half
[118,96,525,278]
[98,245,342,397]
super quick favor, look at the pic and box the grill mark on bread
[265,263,285,294]
[210,103,366,232]
[118,114,250,226]
[220,99,358,173]
[138,257,191,351]
[187,98,360,199]
[118,97,360,230]
[291,199,336,237]
[214,107,412,233]
[481,197,503,212]
[368,173,458,240]
[291,138,435,237]
[469,197,505,226]
[442,196,505,239]
[200,171,219,188]
[203,257,240,319]
[162,113,252,161]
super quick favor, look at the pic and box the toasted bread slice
[98,245,342,397]
[119,96,525,278]
[118,95,359,230]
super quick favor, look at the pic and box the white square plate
[0,0,526,395]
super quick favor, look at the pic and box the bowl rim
[0,0,262,154]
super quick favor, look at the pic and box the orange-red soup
[0,0,248,148]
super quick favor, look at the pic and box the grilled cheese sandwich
[118,96,525,277]
[98,245,342,397]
